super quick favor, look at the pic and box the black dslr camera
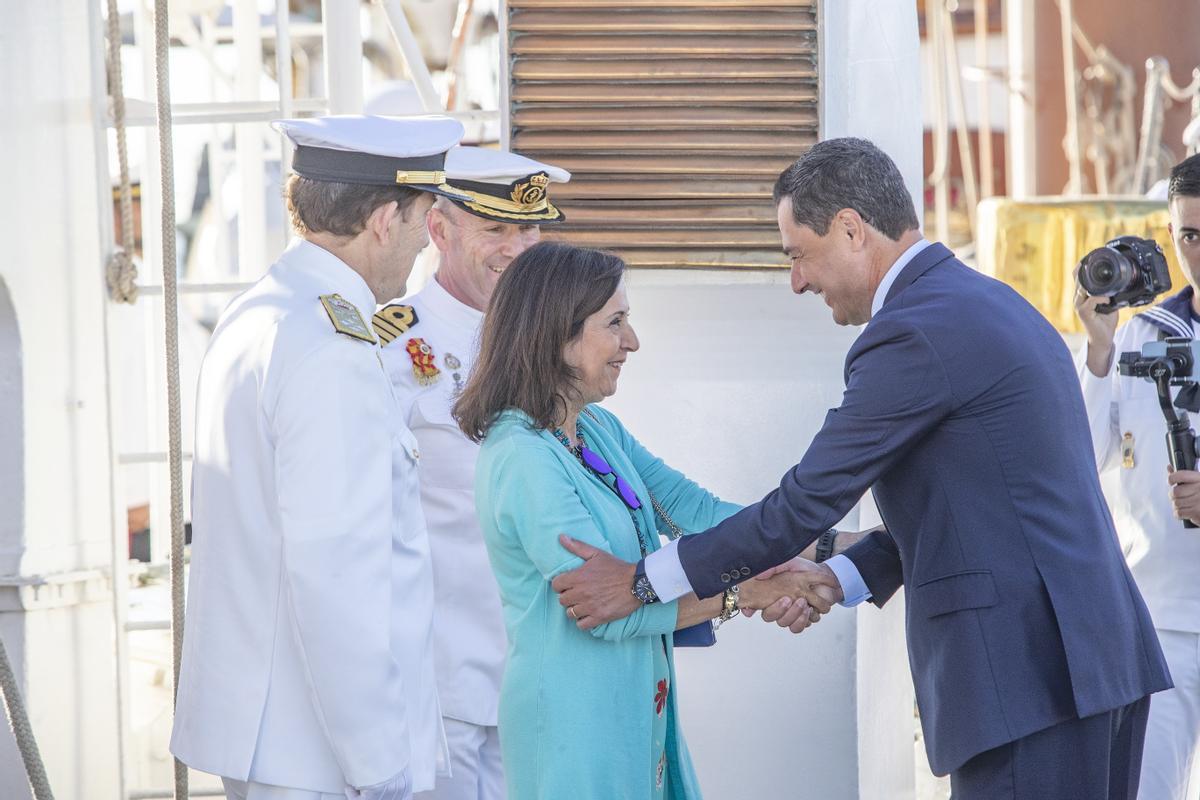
[1078,235,1172,314]
[1118,338,1200,528]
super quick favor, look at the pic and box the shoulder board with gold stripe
[372,303,420,345]
[320,294,376,344]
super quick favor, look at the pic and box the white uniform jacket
[171,240,444,793]
[377,277,506,728]
[1077,292,1200,635]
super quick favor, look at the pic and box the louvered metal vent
[507,0,819,269]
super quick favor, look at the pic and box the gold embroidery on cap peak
[395,170,447,185]
[462,199,562,221]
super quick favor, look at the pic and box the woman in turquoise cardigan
[454,242,826,799]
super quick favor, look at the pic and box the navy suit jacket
[676,242,1171,775]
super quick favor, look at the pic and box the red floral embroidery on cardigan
[654,679,669,716]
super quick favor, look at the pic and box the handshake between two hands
[550,530,867,636]
[735,557,844,634]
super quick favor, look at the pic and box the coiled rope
[106,0,138,304]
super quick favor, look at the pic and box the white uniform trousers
[1139,629,1200,800]
[413,718,504,800]
[222,778,344,800]
[223,777,413,800]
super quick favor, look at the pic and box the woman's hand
[738,558,842,634]
[739,576,820,632]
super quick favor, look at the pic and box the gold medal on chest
[405,337,441,385]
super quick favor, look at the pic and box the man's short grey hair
[772,138,919,241]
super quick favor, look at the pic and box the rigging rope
[0,638,54,799]
[151,0,189,798]
[106,0,139,304]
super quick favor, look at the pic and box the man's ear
[837,208,868,251]
[367,200,400,243]
[427,205,451,252]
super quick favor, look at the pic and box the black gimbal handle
[1153,369,1200,529]
[1167,428,1199,529]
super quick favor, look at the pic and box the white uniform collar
[423,272,485,328]
[284,238,379,319]
[871,237,932,318]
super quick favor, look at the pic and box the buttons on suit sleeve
[721,566,752,584]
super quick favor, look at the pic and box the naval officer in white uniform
[171,115,467,800]
[372,147,569,800]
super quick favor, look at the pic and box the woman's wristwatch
[715,585,740,628]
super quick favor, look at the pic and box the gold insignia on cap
[372,303,420,345]
[445,171,564,222]
[320,294,377,344]
[510,173,549,207]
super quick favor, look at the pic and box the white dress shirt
[380,277,508,729]
[644,238,931,606]
[172,239,444,793]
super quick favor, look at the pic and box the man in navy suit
[553,138,1172,798]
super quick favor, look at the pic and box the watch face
[633,575,658,604]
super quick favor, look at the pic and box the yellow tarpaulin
[976,197,1184,334]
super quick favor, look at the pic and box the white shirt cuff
[825,554,872,607]
[644,539,693,603]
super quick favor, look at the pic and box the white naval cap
[441,146,571,224]
[271,114,469,200]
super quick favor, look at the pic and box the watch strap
[814,528,839,563]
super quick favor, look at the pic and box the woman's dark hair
[453,241,626,442]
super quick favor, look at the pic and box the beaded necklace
[551,425,650,557]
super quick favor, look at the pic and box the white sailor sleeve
[269,338,409,789]
[1076,325,1125,474]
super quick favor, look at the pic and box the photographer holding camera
[1077,153,1200,800]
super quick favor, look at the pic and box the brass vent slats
[513,83,817,106]
[511,33,808,57]
[510,8,816,34]
[512,107,818,131]
[513,0,810,9]
[509,1,818,269]
[552,178,777,200]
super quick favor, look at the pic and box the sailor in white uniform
[373,147,570,800]
[171,115,468,800]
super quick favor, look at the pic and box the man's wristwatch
[814,528,839,563]
[631,560,660,604]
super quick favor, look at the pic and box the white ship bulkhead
[1,1,925,797]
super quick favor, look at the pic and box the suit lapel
[882,241,956,309]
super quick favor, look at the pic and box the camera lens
[1079,248,1137,297]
